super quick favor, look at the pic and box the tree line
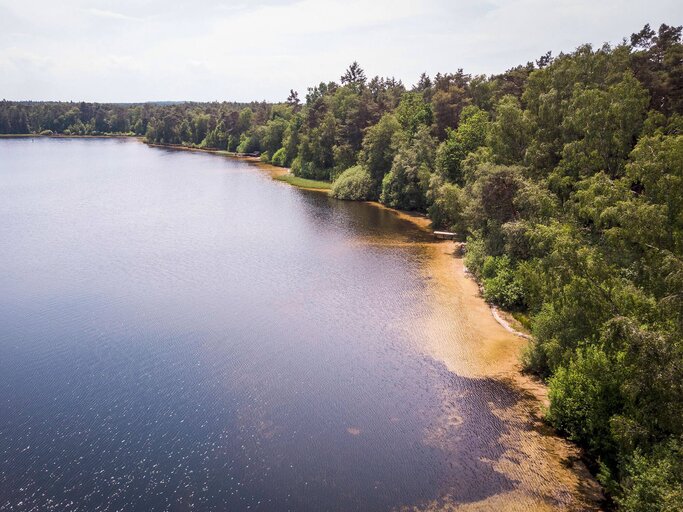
[0,100,269,145]
[2,23,682,511]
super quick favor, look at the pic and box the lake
[0,138,594,511]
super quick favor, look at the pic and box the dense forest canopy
[2,23,682,510]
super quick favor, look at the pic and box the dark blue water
[0,138,521,511]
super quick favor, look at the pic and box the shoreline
[140,140,540,376]
[11,134,602,509]
[165,137,604,508]
[15,136,543,378]
[414,240,602,510]
[0,133,140,139]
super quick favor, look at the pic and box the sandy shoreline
[298,182,603,509]
[19,135,601,509]
[398,240,602,511]
[142,140,602,508]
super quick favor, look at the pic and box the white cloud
[0,0,680,102]
[84,8,140,21]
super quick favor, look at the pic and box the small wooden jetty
[433,231,457,240]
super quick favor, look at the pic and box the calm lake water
[1,138,524,511]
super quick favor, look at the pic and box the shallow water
[0,138,582,511]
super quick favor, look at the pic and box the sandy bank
[409,241,602,510]
[335,199,602,510]
[143,139,603,510]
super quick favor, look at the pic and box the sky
[0,0,680,103]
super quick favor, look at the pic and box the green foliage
[358,114,402,197]
[435,105,488,184]
[617,441,683,512]
[261,117,288,156]
[427,178,465,233]
[488,95,531,165]
[555,72,648,182]
[330,165,373,201]
[395,92,433,136]
[481,255,525,309]
[201,121,228,149]
[380,150,429,210]
[464,235,487,278]
[271,147,287,167]
[464,164,525,255]
[430,71,471,139]
[626,134,683,246]
[5,27,683,508]
[548,346,623,456]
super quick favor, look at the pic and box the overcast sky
[0,0,680,103]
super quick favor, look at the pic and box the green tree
[487,95,531,165]
[358,113,402,197]
[380,145,429,210]
[435,105,488,184]
[331,165,373,200]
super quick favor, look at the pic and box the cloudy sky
[0,0,680,102]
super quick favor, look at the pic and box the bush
[331,166,373,201]
[428,180,465,233]
[259,152,270,163]
[481,255,525,309]
[290,156,302,174]
[547,346,622,457]
[294,159,328,180]
[271,147,287,167]
[617,441,683,512]
[40,129,54,136]
[379,151,429,210]
[463,235,487,278]
[237,132,261,154]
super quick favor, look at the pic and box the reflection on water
[0,139,561,511]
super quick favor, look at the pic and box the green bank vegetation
[274,174,332,190]
[2,23,682,510]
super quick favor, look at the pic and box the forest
[2,23,682,511]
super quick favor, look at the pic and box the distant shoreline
[0,133,139,139]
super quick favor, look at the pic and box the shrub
[290,156,302,174]
[331,166,373,201]
[617,441,683,512]
[481,255,525,309]
[463,235,486,278]
[547,346,622,457]
[294,159,328,180]
[428,180,465,233]
[271,147,287,167]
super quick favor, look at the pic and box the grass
[511,311,532,331]
[275,174,332,190]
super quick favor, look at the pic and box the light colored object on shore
[463,262,532,341]
[433,230,457,240]
[491,306,532,340]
